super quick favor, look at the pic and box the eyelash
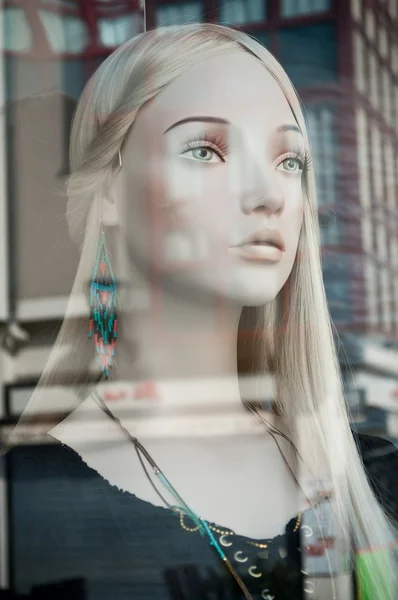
[279,146,312,172]
[180,137,312,172]
[181,133,228,162]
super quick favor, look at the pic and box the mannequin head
[67,25,314,316]
[65,23,318,378]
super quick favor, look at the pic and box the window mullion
[80,0,99,51]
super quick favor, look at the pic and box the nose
[234,149,285,217]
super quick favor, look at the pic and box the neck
[114,280,244,404]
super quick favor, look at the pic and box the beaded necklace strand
[91,387,336,600]
[92,388,255,599]
[175,505,302,542]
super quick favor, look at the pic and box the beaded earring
[88,151,122,379]
[88,218,118,379]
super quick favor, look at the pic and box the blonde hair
[5,23,398,598]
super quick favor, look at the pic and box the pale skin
[110,51,304,385]
[53,51,309,539]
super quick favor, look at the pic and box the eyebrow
[277,124,302,135]
[163,117,303,136]
[163,116,229,134]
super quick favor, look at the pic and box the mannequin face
[114,51,306,307]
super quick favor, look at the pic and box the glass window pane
[325,281,350,321]
[312,0,331,11]
[319,211,340,245]
[365,8,375,41]
[98,14,142,47]
[323,254,351,322]
[279,24,338,87]
[9,93,80,304]
[5,57,44,100]
[182,1,203,22]
[383,69,392,125]
[353,31,366,93]
[281,0,330,17]
[351,0,362,22]
[2,7,32,52]
[394,42,398,76]
[252,31,270,48]
[305,105,338,228]
[369,51,378,110]
[156,2,203,26]
[379,26,388,59]
[62,59,87,98]
[41,0,79,6]
[219,0,266,24]
[38,10,89,53]
[281,0,296,16]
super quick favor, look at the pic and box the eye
[180,144,224,163]
[276,155,304,173]
[180,134,227,163]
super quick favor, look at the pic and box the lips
[233,228,285,252]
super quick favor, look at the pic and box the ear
[102,156,123,226]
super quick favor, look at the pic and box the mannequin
[49,48,308,541]
[4,23,398,600]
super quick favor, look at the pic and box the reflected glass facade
[279,24,338,87]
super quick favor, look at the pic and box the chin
[220,274,284,308]
[218,285,281,308]
[234,293,279,308]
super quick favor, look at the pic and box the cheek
[152,161,232,228]
[287,183,305,229]
[281,187,304,261]
[143,159,208,225]
[295,204,305,236]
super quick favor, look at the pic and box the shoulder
[2,434,93,481]
[351,429,398,461]
[351,429,398,520]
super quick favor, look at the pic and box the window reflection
[98,14,142,47]
[41,0,79,6]
[38,10,88,53]
[319,212,339,246]
[218,0,266,25]
[5,57,43,99]
[279,24,338,87]
[156,2,203,27]
[62,59,87,98]
[306,105,338,212]
[353,31,366,93]
[2,7,32,52]
[323,255,351,323]
[252,31,270,48]
[281,0,330,18]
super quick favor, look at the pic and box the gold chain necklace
[174,506,303,547]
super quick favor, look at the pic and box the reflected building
[4,0,145,100]
[145,0,397,332]
[144,0,398,434]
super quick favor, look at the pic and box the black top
[4,430,398,600]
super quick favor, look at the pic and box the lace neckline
[49,434,301,545]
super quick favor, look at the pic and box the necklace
[92,388,304,600]
[155,467,255,599]
[175,505,302,543]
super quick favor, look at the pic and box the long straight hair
[5,23,398,598]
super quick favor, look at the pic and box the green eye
[180,137,226,163]
[183,147,218,162]
[281,158,302,172]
